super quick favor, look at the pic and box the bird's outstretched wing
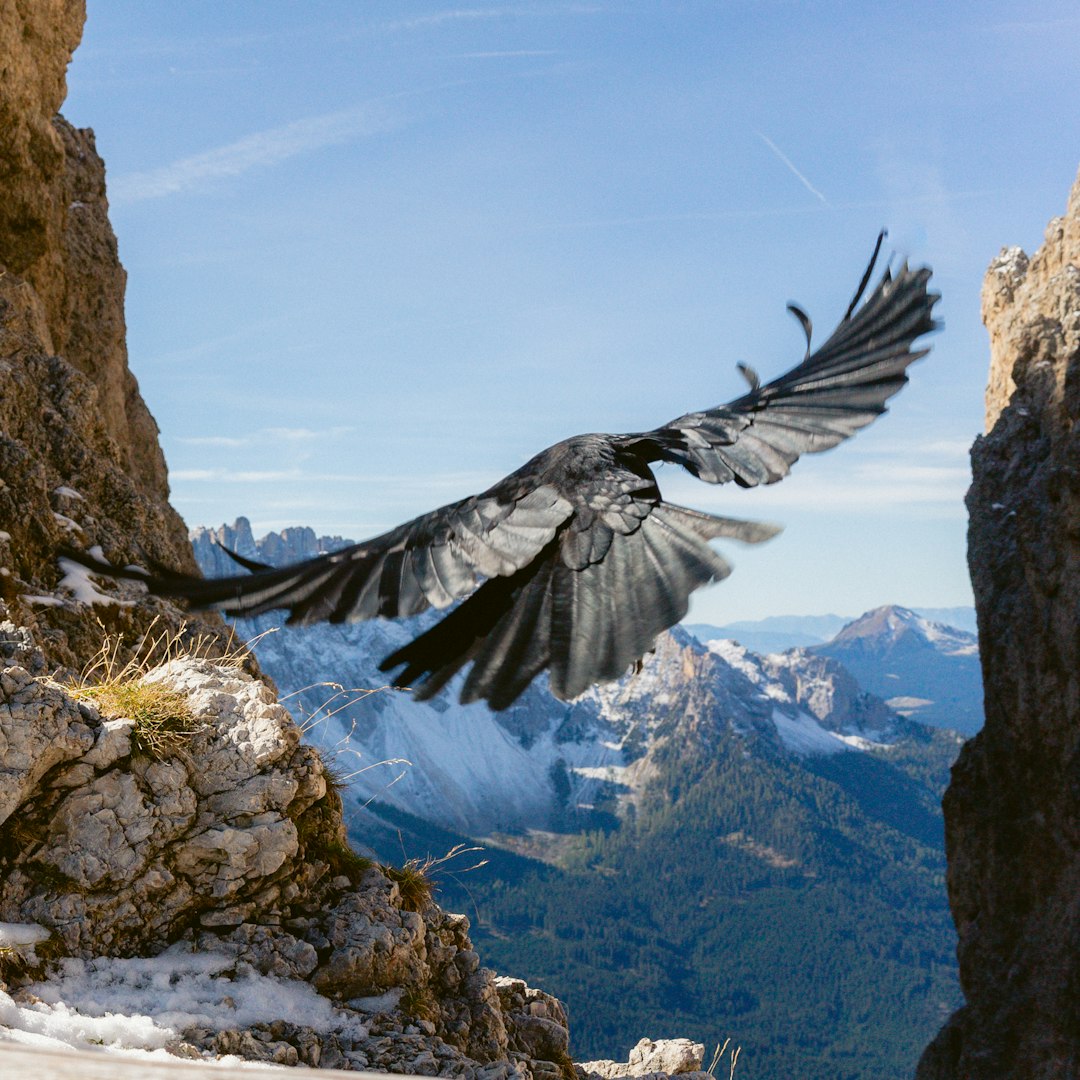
[63,483,573,623]
[61,237,938,710]
[628,242,938,486]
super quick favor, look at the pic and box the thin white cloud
[264,426,354,442]
[110,103,402,203]
[756,131,828,204]
[453,49,560,58]
[383,4,608,32]
[170,467,493,491]
[176,426,355,449]
[176,435,248,448]
[384,8,514,31]
[662,460,970,516]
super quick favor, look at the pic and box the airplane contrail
[756,131,828,204]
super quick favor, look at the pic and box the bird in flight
[65,236,937,710]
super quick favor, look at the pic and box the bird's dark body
[63,240,939,709]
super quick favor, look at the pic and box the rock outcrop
[0,626,573,1076]
[917,170,1080,1078]
[578,1038,712,1080]
[0,0,171,501]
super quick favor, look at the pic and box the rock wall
[0,0,216,672]
[917,170,1080,1078]
[0,0,170,499]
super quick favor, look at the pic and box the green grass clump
[66,617,214,759]
[72,678,199,758]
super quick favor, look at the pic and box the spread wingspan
[62,237,938,709]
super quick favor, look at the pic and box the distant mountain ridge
[191,520,930,835]
[686,605,977,653]
[814,605,983,735]
[190,518,964,1077]
[688,605,983,735]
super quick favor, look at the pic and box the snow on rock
[1,949,359,1057]
[0,923,50,948]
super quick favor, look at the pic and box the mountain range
[191,518,969,1078]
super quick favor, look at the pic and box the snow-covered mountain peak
[831,605,978,657]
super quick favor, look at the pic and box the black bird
[64,237,938,710]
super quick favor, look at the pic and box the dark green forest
[354,724,962,1080]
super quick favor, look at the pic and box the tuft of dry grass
[382,843,489,913]
[72,678,199,758]
[64,617,242,758]
[706,1039,741,1079]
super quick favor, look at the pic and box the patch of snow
[0,531,10,542]
[833,732,891,751]
[887,696,935,715]
[0,923,50,948]
[918,619,979,656]
[572,764,631,786]
[52,486,85,501]
[346,988,402,1013]
[52,514,84,535]
[770,708,850,757]
[57,553,134,609]
[0,948,366,1061]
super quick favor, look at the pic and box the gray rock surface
[0,627,572,1075]
[917,167,1080,1078]
[577,1038,710,1080]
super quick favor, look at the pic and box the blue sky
[64,2,1080,624]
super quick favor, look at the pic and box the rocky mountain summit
[917,170,1080,1078]
[813,605,982,735]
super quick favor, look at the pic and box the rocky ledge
[0,617,713,1078]
[0,620,570,1075]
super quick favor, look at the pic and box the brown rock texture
[0,0,215,671]
[917,169,1080,1078]
[0,0,168,498]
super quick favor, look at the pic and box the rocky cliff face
[0,0,170,500]
[0,0,215,673]
[917,170,1080,1078]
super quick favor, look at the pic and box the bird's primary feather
[61,239,939,709]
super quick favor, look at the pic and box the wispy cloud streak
[111,103,401,203]
[756,131,828,204]
[383,4,607,32]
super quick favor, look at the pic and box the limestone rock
[0,634,573,1075]
[578,1038,709,1080]
[917,167,1080,1078]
